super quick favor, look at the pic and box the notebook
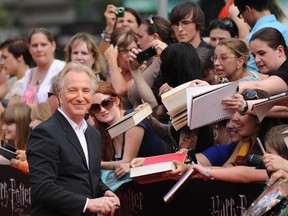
[187,82,238,130]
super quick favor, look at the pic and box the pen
[256,137,266,155]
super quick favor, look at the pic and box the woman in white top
[21,28,65,105]
[0,38,32,107]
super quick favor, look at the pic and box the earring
[213,129,219,141]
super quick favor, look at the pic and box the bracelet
[101,30,112,42]
[204,168,214,180]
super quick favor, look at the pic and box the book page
[161,81,193,114]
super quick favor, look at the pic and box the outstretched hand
[222,93,245,112]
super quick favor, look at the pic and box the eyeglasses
[211,54,238,63]
[146,15,158,33]
[89,97,114,114]
[48,92,56,98]
[118,47,138,55]
[172,19,194,30]
[243,89,258,100]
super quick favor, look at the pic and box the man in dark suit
[27,62,120,216]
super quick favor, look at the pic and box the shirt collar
[58,108,88,132]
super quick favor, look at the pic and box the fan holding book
[0,104,31,172]
[89,82,165,181]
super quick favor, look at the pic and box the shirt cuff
[83,198,89,213]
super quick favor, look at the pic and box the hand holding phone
[136,46,157,64]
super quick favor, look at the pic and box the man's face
[172,14,199,45]
[59,70,93,124]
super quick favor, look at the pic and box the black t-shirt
[269,60,288,85]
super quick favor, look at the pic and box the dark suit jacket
[27,110,110,216]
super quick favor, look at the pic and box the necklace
[34,68,46,86]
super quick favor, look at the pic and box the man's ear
[58,92,63,105]
[245,5,252,13]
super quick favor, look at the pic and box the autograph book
[107,104,152,138]
[130,151,187,184]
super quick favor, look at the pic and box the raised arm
[238,76,288,95]
[104,45,129,96]
[98,4,117,55]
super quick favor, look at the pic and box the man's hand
[86,192,120,215]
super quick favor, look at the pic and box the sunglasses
[147,15,158,33]
[209,18,235,29]
[243,89,259,100]
[90,97,114,114]
[47,92,56,98]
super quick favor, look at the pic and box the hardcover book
[130,161,176,184]
[162,82,238,130]
[130,151,188,184]
[252,92,288,122]
[107,104,152,138]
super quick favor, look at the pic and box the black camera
[136,46,157,64]
[247,154,272,177]
[115,7,125,17]
[247,154,262,166]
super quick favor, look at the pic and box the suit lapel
[85,127,97,172]
[54,110,89,170]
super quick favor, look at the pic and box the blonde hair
[31,102,52,121]
[217,38,250,68]
[64,32,106,76]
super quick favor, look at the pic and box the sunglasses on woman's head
[243,89,258,100]
[89,97,114,114]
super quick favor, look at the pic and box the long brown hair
[1,103,31,150]
[90,82,122,161]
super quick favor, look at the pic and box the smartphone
[136,46,157,64]
[115,7,125,17]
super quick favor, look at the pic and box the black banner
[0,165,265,216]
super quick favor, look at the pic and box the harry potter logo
[0,179,31,216]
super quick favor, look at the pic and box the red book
[130,151,187,184]
[143,151,187,165]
